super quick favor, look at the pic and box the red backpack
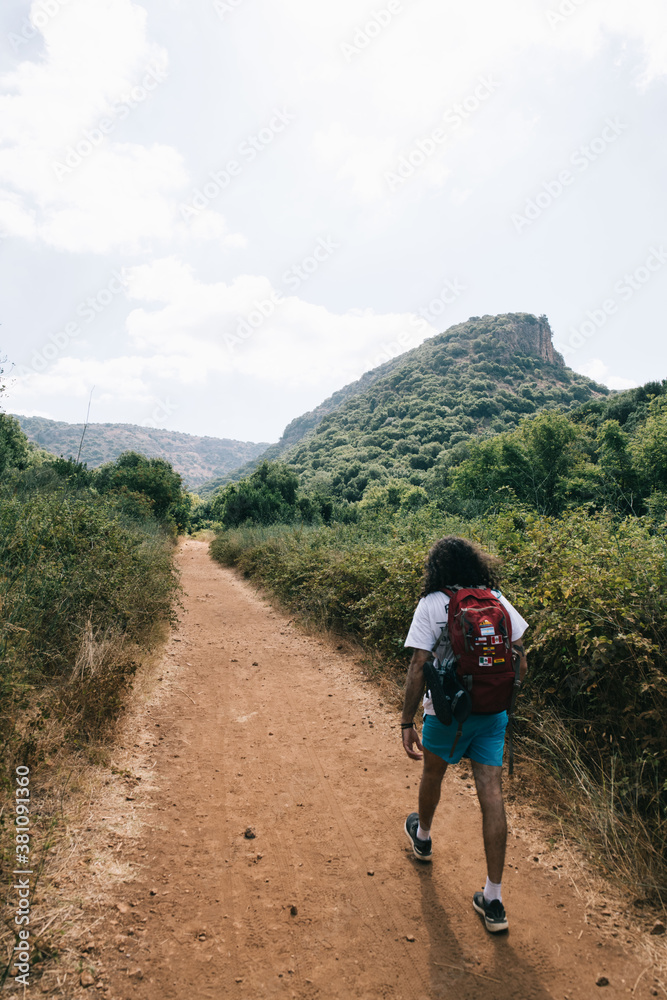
[442,587,516,714]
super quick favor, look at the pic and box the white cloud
[312,123,398,202]
[264,0,667,93]
[40,143,187,253]
[123,257,435,386]
[7,257,436,421]
[543,0,667,86]
[578,358,637,390]
[0,0,195,253]
[179,210,247,246]
[263,0,667,200]
[0,190,37,240]
[9,355,156,410]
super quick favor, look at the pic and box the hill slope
[13,415,269,489]
[212,312,607,502]
[196,353,409,496]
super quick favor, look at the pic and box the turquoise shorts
[422,711,508,767]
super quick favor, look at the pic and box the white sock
[417,823,430,841]
[484,877,502,903]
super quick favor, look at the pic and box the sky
[0,0,666,443]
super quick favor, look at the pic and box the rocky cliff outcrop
[473,312,564,365]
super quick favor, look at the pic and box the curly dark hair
[420,535,501,596]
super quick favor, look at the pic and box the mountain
[12,415,270,489]
[196,353,409,496]
[199,312,608,501]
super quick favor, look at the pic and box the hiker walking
[400,536,528,933]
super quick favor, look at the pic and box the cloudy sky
[1,0,666,442]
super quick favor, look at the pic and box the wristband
[400,722,415,730]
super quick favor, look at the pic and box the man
[400,535,528,933]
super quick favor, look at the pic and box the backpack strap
[431,622,449,664]
[424,623,453,726]
[423,659,453,726]
[506,644,523,777]
[449,721,464,758]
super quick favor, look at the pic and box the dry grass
[187,528,217,542]
[0,623,175,996]
[501,767,667,994]
[515,708,667,908]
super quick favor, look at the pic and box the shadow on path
[416,863,555,1000]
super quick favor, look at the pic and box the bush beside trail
[0,433,185,773]
[211,509,667,900]
[1,482,178,754]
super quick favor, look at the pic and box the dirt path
[94,539,660,1000]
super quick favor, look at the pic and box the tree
[596,420,640,512]
[211,461,304,527]
[358,479,428,516]
[95,451,189,529]
[0,414,31,476]
[633,398,667,492]
[447,412,585,515]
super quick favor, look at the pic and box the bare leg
[471,761,506,883]
[418,747,448,831]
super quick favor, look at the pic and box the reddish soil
[89,539,662,1000]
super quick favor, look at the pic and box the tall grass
[211,508,667,902]
[519,709,666,899]
[0,475,179,769]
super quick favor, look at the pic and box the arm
[512,639,528,684]
[401,648,430,760]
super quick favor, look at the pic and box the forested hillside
[197,311,605,498]
[14,414,269,489]
[196,353,408,496]
[286,313,607,500]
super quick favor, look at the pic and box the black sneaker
[404,813,432,862]
[472,891,509,932]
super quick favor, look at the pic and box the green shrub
[211,460,318,527]
[0,477,179,759]
[95,450,190,530]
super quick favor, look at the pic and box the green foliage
[0,419,180,768]
[0,489,176,680]
[438,383,667,517]
[94,451,190,530]
[0,413,31,474]
[14,413,269,491]
[444,411,589,515]
[207,460,350,529]
[632,396,667,492]
[0,473,179,760]
[211,461,307,527]
[595,420,640,513]
[273,314,605,499]
[0,413,49,475]
[48,456,95,487]
[357,479,428,517]
[187,494,214,533]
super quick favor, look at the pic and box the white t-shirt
[404,589,529,715]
